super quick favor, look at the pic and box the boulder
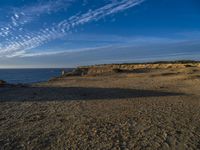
[0,80,7,87]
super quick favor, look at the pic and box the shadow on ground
[0,87,183,102]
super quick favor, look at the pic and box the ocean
[0,68,73,84]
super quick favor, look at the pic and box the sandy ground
[0,66,200,150]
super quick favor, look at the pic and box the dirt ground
[0,66,200,150]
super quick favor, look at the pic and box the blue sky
[0,0,200,68]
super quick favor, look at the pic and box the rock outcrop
[62,61,200,77]
[0,80,7,87]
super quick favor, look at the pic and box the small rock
[0,80,7,87]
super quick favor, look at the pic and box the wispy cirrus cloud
[11,0,75,26]
[0,0,75,38]
[17,45,113,58]
[0,0,145,57]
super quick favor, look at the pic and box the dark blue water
[0,68,73,84]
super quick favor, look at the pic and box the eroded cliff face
[58,61,200,78]
[76,62,200,76]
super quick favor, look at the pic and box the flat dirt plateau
[0,65,200,150]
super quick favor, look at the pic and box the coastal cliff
[62,61,200,77]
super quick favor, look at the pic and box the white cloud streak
[0,0,75,38]
[0,0,145,57]
[18,45,114,57]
